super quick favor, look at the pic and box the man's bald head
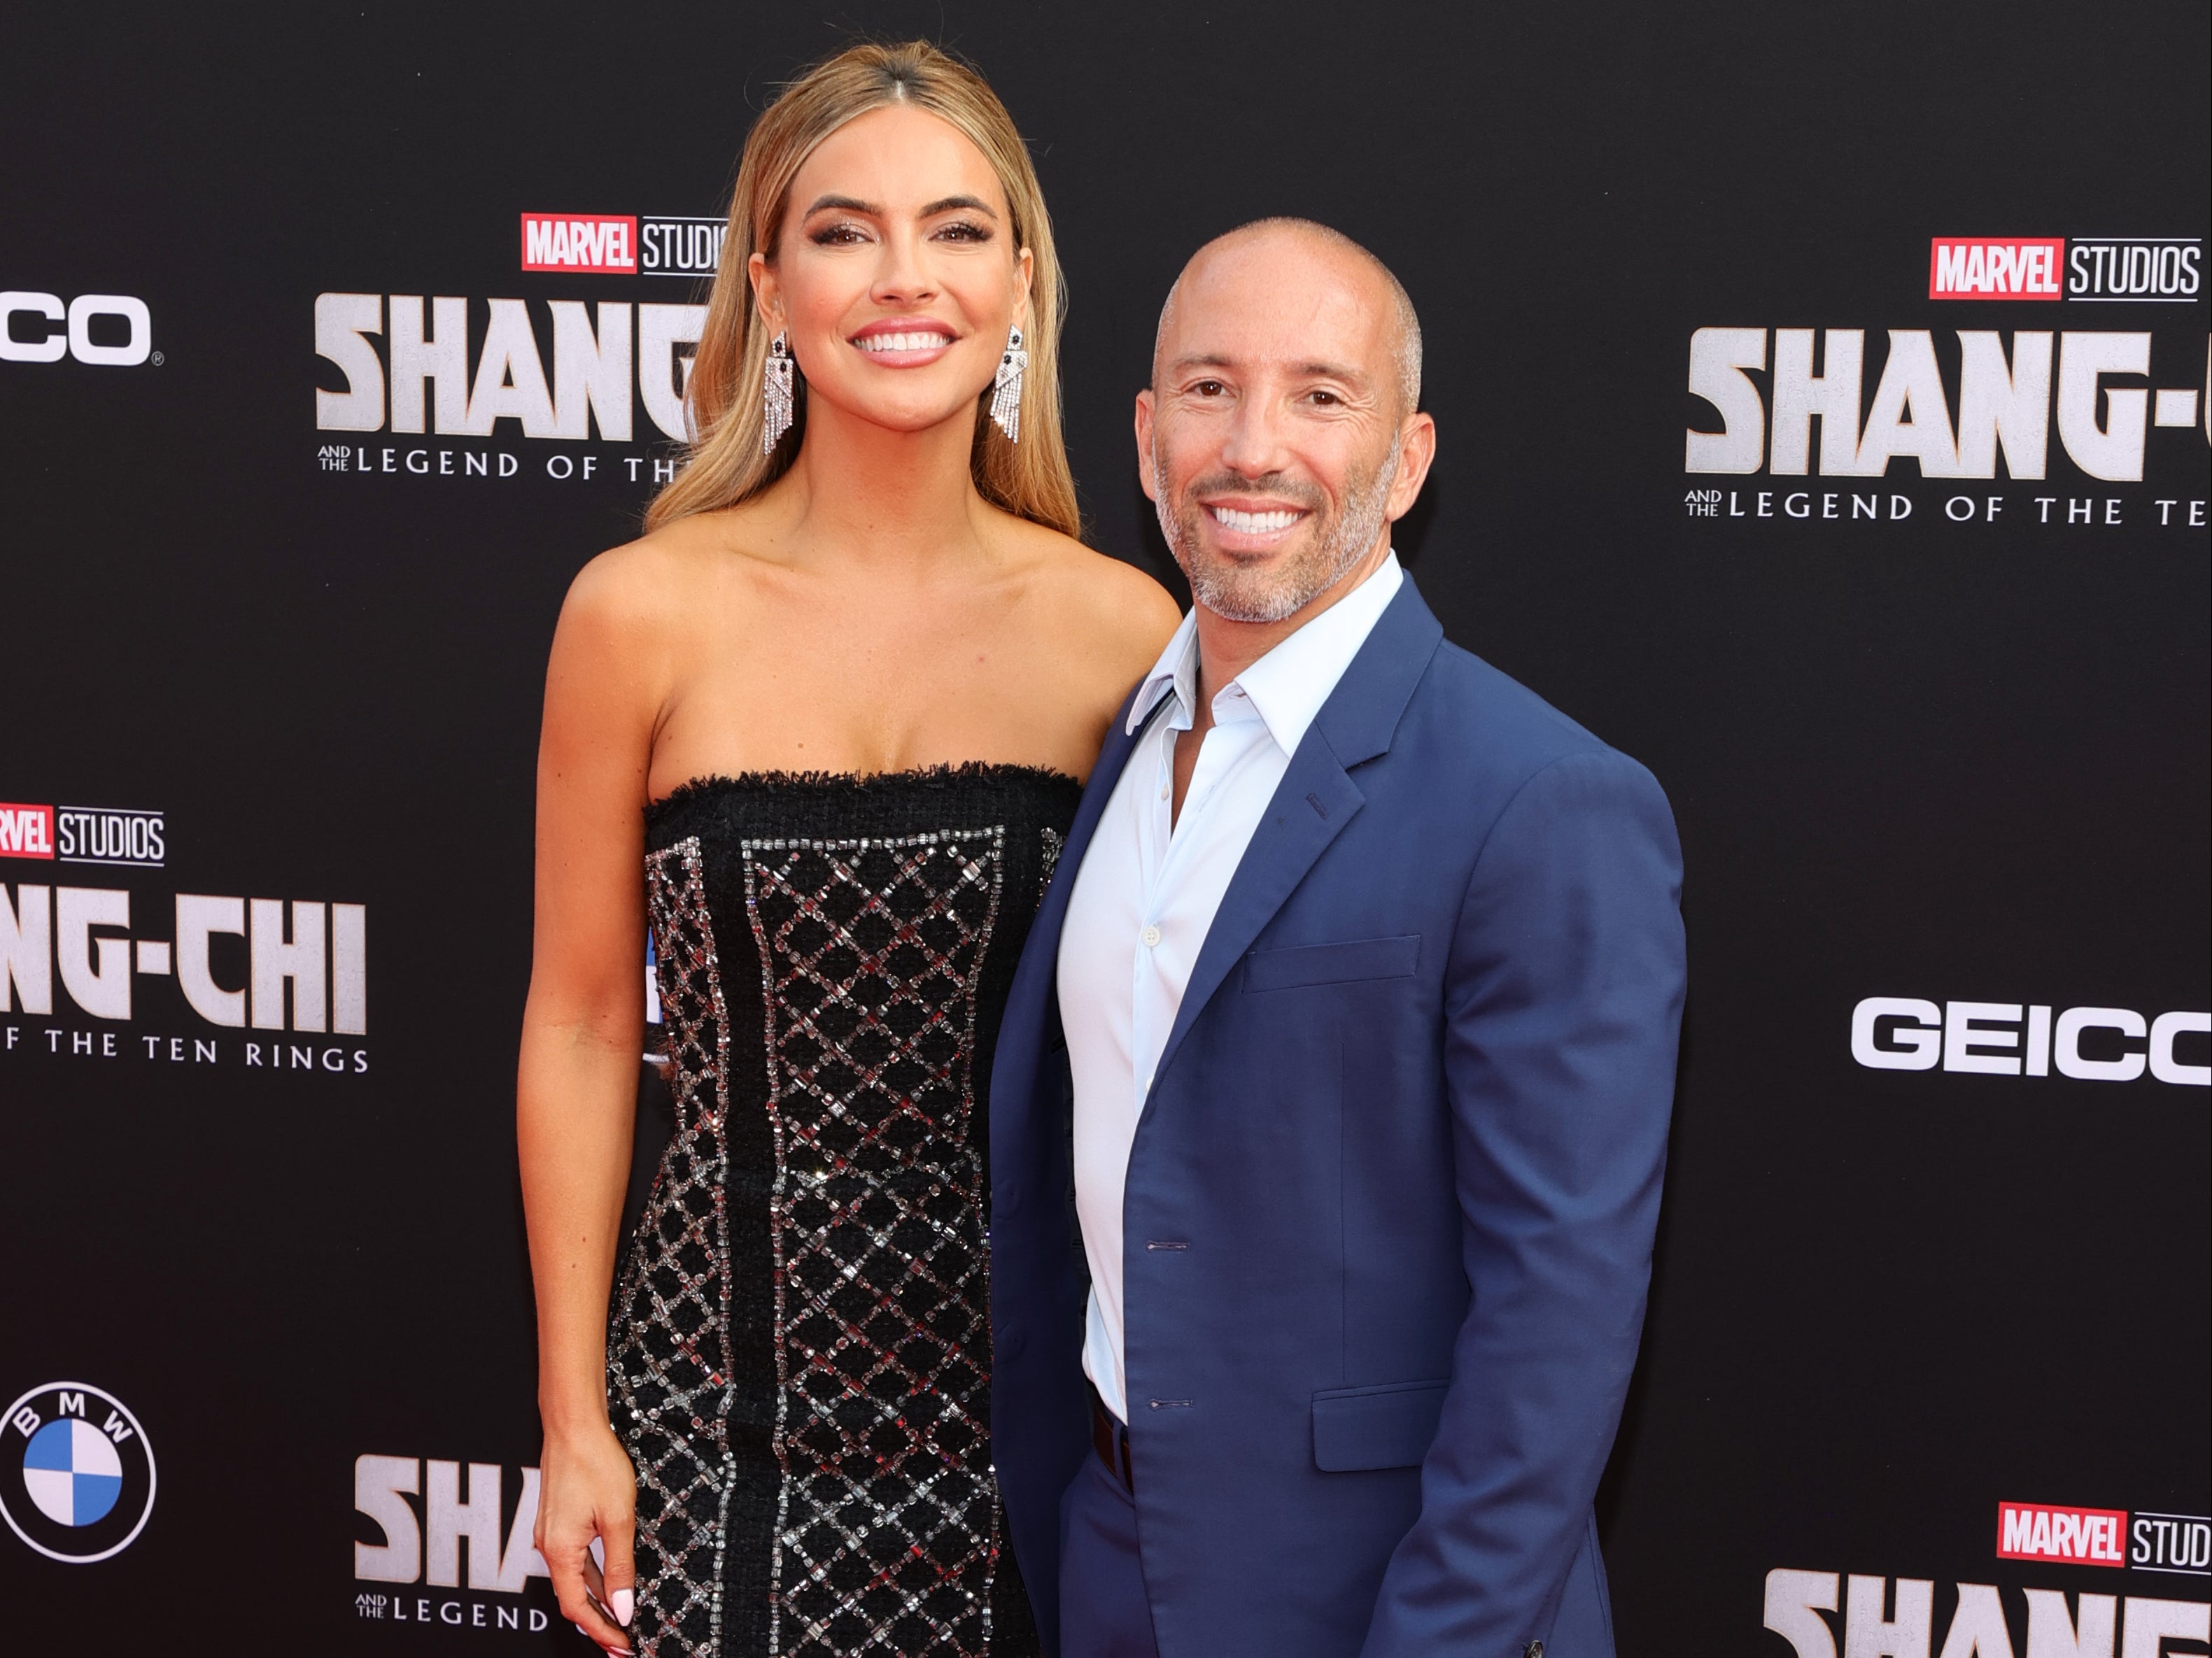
[1153,218,1423,416]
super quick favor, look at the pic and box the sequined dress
[610,766,1078,1658]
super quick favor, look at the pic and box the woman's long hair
[644,41,1080,538]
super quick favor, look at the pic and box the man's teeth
[856,331,951,353]
[1209,505,1302,534]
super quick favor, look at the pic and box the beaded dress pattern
[610,768,1078,1658]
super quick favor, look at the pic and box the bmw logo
[1,1382,156,1563]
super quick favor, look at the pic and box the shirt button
[1141,924,1161,947]
[1159,781,1169,800]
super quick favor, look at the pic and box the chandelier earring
[988,324,1027,444]
[762,330,796,452]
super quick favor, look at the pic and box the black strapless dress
[609,767,1078,1658]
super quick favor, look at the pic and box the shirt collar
[1129,609,1201,733]
[1125,552,1404,755]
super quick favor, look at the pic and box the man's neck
[1170,536,1393,829]
[1191,535,1394,711]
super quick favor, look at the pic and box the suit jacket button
[1525,1643,1544,1658]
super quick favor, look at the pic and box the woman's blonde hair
[644,40,1080,538]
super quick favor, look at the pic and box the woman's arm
[518,551,667,1655]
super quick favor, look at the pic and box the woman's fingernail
[612,1588,634,1627]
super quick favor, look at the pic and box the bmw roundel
[1,1382,155,1563]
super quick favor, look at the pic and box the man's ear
[1134,389,1158,503]
[1386,411,1437,520]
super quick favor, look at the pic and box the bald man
[988,220,1684,1658]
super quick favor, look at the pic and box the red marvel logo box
[0,803,55,859]
[1930,237,2064,299]
[520,213,638,273]
[1996,1500,2128,1567]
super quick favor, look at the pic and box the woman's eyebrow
[803,193,880,216]
[920,194,997,218]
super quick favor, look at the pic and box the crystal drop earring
[989,325,1027,444]
[762,330,796,452]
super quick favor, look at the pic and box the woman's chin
[812,387,994,439]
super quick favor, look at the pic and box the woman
[517,40,1177,1658]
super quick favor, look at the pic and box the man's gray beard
[1155,436,1400,625]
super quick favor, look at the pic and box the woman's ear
[748,250,782,333]
[1013,246,1034,328]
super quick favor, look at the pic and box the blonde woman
[517,41,1176,1658]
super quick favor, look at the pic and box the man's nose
[1216,399,1292,479]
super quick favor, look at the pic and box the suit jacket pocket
[1244,934,1421,993]
[1311,1379,1449,1471]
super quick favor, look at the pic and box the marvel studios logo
[1996,1501,2211,1575]
[0,804,164,867]
[1929,236,2202,302]
[519,212,724,278]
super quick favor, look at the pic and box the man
[989,218,1684,1658]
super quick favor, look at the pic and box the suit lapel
[1147,737,1364,1090]
[1146,577,1446,1096]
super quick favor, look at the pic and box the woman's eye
[935,220,992,243]
[810,222,868,246]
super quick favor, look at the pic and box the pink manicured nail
[612,1587,634,1627]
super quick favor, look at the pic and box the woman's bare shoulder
[556,511,743,653]
[1007,520,1183,676]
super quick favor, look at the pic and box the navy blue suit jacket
[988,579,1685,1657]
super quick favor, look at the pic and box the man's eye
[1192,380,1227,397]
[1308,390,1340,406]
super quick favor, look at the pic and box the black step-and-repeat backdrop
[3,2,2206,1651]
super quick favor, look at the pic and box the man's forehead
[1161,245,1387,376]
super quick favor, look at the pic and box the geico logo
[355,1455,549,1592]
[314,293,705,442]
[0,885,366,1033]
[1851,998,2210,1085]
[1765,1569,2209,1658]
[1684,327,2208,481]
[0,292,151,366]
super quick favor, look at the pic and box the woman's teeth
[855,332,952,353]
[1209,506,1302,534]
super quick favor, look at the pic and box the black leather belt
[1088,1382,1134,1491]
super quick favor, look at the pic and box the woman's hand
[535,1420,638,1655]
[519,553,663,1656]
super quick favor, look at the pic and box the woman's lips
[847,322,958,365]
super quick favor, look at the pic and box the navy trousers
[1057,1450,1161,1658]
[1054,1447,1615,1657]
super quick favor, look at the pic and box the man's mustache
[1178,472,1326,515]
